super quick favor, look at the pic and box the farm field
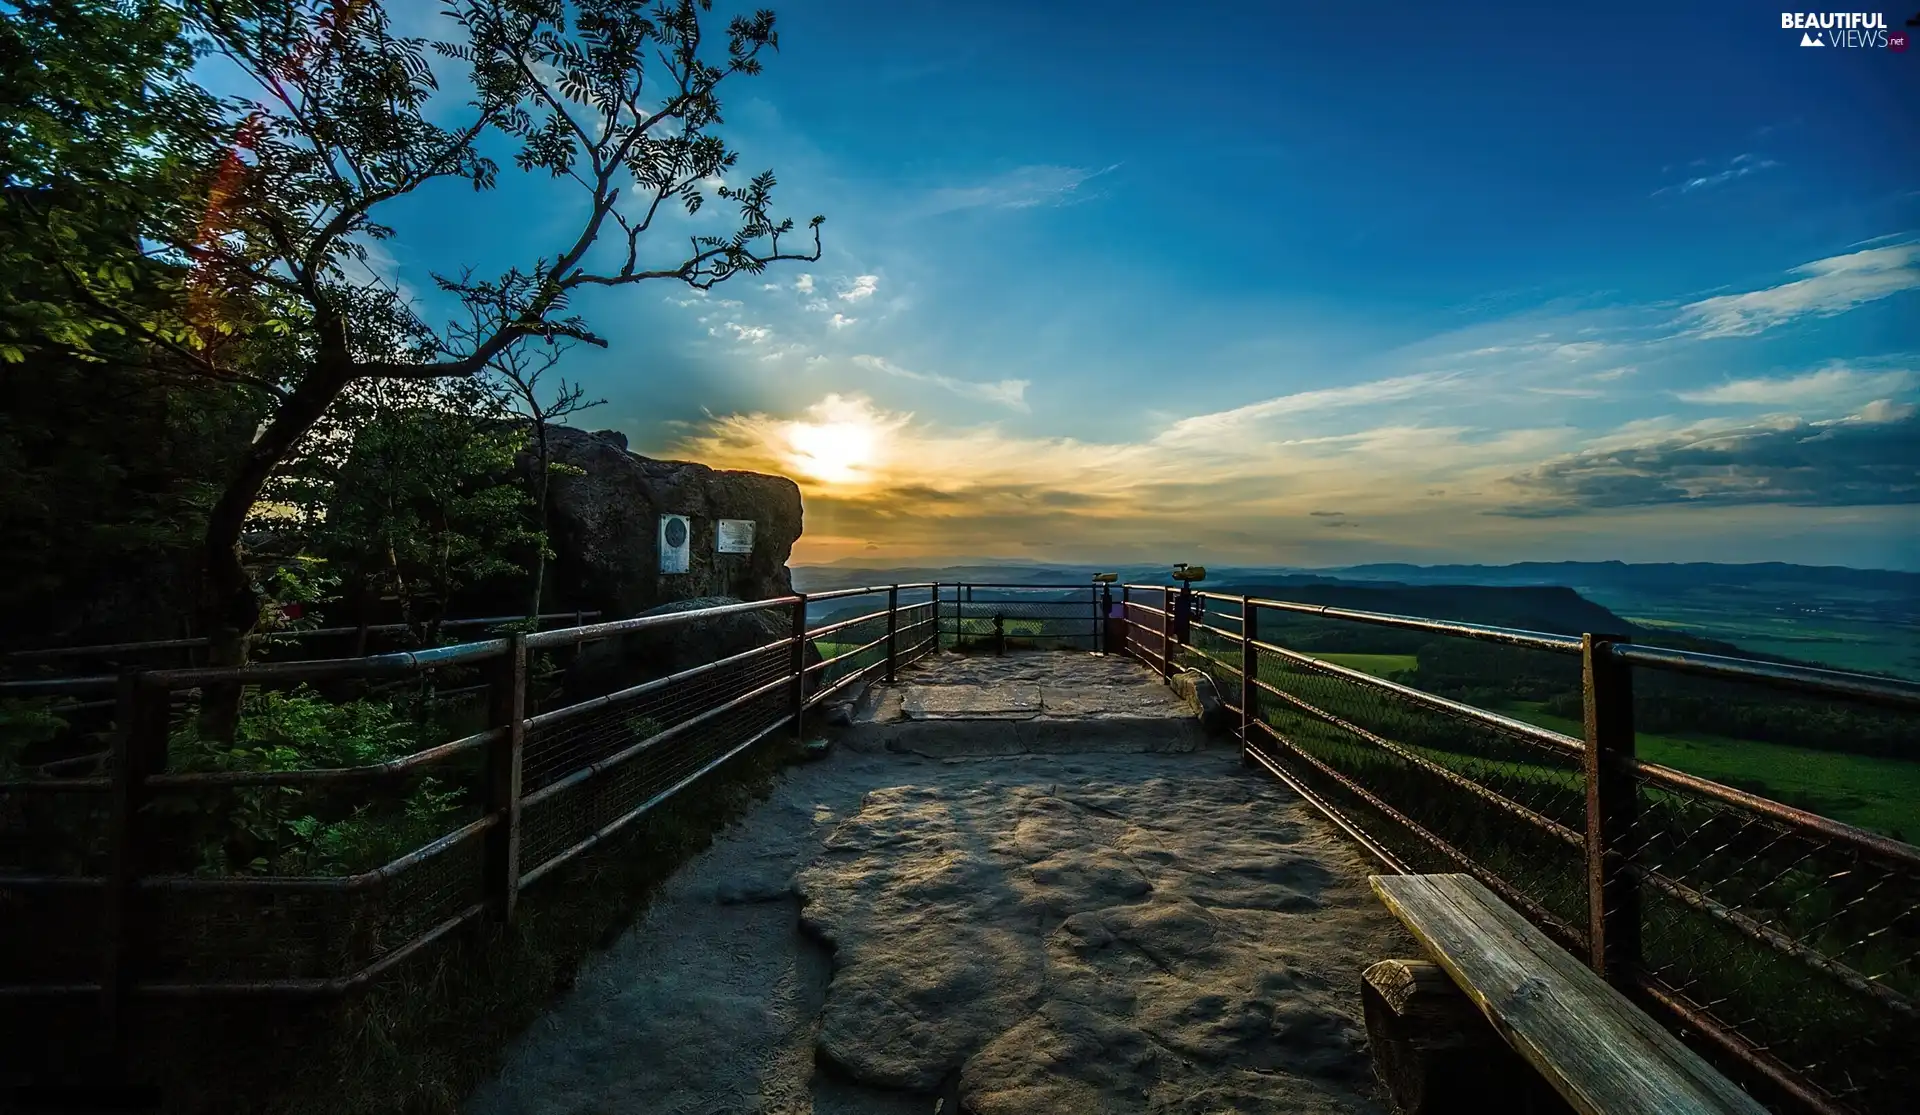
[1491,701,1920,840]
[1264,650,1920,841]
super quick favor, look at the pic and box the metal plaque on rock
[716,518,756,554]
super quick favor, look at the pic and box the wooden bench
[1365,873,1769,1115]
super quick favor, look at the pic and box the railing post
[484,633,527,924]
[885,585,899,682]
[101,671,168,1069]
[993,613,1006,656]
[1120,584,1131,661]
[790,593,809,741]
[1092,585,1102,653]
[1240,596,1257,767]
[1160,588,1173,683]
[1583,632,1640,982]
[931,582,941,652]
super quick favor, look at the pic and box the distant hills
[1318,561,1920,595]
[796,559,1918,597]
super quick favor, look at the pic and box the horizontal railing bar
[1248,719,1585,949]
[0,774,110,793]
[944,583,1100,590]
[1253,641,1585,755]
[1247,599,1585,654]
[806,607,890,640]
[145,726,503,790]
[1250,675,1584,849]
[524,636,793,733]
[1631,977,1852,1115]
[1608,642,1920,710]
[0,675,117,696]
[131,902,488,999]
[1123,602,1168,619]
[0,874,106,889]
[138,812,498,894]
[520,672,793,810]
[1242,743,1410,874]
[805,631,891,676]
[519,713,794,889]
[524,596,798,650]
[1625,755,1920,868]
[145,640,510,688]
[803,582,933,602]
[2,613,602,662]
[807,655,888,709]
[1631,864,1914,1018]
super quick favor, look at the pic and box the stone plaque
[716,518,756,554]
[659,514,690,574]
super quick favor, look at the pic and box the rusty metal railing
[0,589,941,1078]
[1121,584,1919,1115]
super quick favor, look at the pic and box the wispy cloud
[1676,364,1916,405]
[917,163,1121,216]
[851,355,1030,410]
[1677,244,1920,338]
[1653,152,1779,197]
[1155,372,1461,447]
[838,275,879,302]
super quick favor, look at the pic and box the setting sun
[786,416,879,486]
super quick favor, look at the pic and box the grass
[1306,653,1418,678]
[123,731,805,1115]
[1494,700,1920,840]
[1276,648,1920,841]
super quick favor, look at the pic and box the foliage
[0,697,68,777]
[161,686,465,875]
[285,376,538,635]
[15,0,826,680]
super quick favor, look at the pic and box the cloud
[918,163,1121,216]
[1653,152,1780,197]
[829,313,857,329]
[1675,365,1916,405]
[1495,404,1920,515]
[1155,372,1461,447]
[711,321,772,345]
[794,274,814,293]
[851,354,1028,409]
[838,275,879,302]
[1677,244,1920,338]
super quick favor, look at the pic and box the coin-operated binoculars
[1170,564,1206,646]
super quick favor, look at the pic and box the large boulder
[538,427,801,619]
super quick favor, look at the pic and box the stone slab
[901,684,1043,720]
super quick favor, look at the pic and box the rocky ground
[464,654,1412,1115]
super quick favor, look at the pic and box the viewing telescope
[1091,572,1118,583]
[1171,564,1207,583]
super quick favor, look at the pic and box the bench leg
[1362,959,1570,1115]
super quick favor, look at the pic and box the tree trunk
[197,368,351,740]
[527,423,551,622]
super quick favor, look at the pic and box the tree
[39,0,823,734]
[485,336,604,622]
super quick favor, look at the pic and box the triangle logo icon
[1801,30,1824,45]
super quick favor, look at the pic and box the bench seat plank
[1370,873,1767,1115]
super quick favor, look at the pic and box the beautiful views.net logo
[1780,10,1912,48]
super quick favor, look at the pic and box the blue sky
[337,0,1919,568]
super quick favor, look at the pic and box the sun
[787,417,878,485]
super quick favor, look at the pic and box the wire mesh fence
[1160,588,1920,1115]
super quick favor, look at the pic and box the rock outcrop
[538,426,802,619]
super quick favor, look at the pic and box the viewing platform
[845,650,1211,756]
